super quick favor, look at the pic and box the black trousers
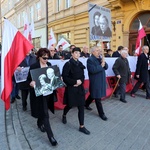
[85,94,104,116]
[115,83,126,100]
[63,105,84,125]
[131,80,150,98]
[21,89,29,108]
[37,97,53,138]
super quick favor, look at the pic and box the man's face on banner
[99,17,108,33]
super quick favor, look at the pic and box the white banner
[49,56,138,80]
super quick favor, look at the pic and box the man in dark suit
[112,46,124,57]
[112,49,131,103]
[130,46,150,99]
[18,52,36,111]
[85,46,108,121]
[80,45,90,58]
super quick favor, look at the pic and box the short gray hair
[90,46,99,53]
[120,50,128,55]
[142,45,149,52]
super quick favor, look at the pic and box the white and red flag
[28,21,35,43]
[135,20,146,55]
[1,19,33,110]
[56,38,70,50]
[23,16,30,40]
[47,28,56,49]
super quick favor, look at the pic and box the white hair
[142,45,149,52]
[120,50,128,55]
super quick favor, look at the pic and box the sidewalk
[2,90,150,150]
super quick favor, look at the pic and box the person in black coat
[27,48,57,146]
[85,46,108,121]
[130,46,150,99]
[62,47,90,135]
[17,52,36,110]
[49,46,60,59]
[112,49,131,103]
[112,46,124,57]
[80,45,90,58]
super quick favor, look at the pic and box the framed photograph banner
[14,67,30,83]
[89,3,112,41]
[30,65,65,97]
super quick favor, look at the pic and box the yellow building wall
[47,0,150,51]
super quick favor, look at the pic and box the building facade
[0,0,47,49]
[48,0,150,55]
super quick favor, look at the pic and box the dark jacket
[97,27,112,37]
[62,58,85,107]
[27,60,55,118]
[49,54,60,59]
[80,52,90,58]
[134,53,149,82]
[18,54,36,90]
[87,55,108,99]
[112,56,131,84]
[112,51,121,57]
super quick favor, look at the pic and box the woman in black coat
[27,48,57,146]
[62,47,90,135]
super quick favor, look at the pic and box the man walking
[85,46,108,121]
[130,46,150,99]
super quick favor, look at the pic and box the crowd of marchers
[10,44,150,146]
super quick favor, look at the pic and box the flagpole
[138,18,150,47]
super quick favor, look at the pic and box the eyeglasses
[50,50,55,52]
[42,57,49,60]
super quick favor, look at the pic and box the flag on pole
[1,19,34,110]
[23,16,30,40]
[56,38,70,50]
[135,20,146,55]
[28,21,35,43]
[47,28,56,49]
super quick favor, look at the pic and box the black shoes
[79,127,90,135]
[85,106,93,110]
[16,95,21,99]
[62,115,67,124]
[120,99,127,103]
[38,125,45,133]
[11,97,16,103]
[100,114,108,121]
[49,136,58,146]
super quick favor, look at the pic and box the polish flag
[28,21,35,43]
[1,19,33,110]
[135,21,146,56]
[23,16,30,40]
[47,28,56,49]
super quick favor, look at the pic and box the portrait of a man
[46,68,65,91]
[98,14,112,37]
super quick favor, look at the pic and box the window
[30,6,34,22]
[65,0,70,9]
[57,0,61,11]
[32,37,41,49]
[22,11,27,26]
[36,2,41,20]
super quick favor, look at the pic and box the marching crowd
[10,44,150,146]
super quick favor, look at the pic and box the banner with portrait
[30,65,65,97]
[88,3,112,41]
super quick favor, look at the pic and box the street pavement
[1,90,150,150]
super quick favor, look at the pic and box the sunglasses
[42,57,49,60]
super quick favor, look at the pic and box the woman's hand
[30,81,36,88]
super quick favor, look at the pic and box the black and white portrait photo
[30,65,65,97]
[89,3,112,41]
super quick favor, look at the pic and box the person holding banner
[28,48,58,146]
[112,49,131,103]
[62,47,90,135]
[85,46,108,121]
